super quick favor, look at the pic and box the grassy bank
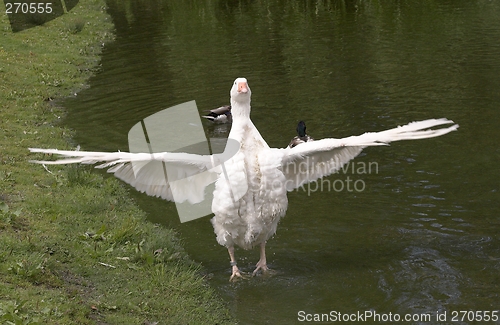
[0,1,234,324]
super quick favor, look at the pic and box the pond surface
[63,1,499,323]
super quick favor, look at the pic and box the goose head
[230,78,252,105]
[230,78,252,119]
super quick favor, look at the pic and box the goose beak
[237,82,249,94]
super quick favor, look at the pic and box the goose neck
[230,100,251,120]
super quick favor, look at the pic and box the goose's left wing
[29,148,220,204]
[273,118,459,191]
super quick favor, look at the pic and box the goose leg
[253,242,269,275]
[228,246,246,281]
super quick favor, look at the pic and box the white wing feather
[28,148,219,204]
[275,118,459,191]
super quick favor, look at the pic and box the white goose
[30,78,459,281]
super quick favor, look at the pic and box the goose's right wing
[29,148,220,204]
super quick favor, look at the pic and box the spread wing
[274,118,459,191]
[29,148,220,204]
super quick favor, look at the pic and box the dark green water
[63,1,499,323]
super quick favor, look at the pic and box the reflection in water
[382,244,462,313]
[63,0,500,324]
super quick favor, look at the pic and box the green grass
[0,1,234,324]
